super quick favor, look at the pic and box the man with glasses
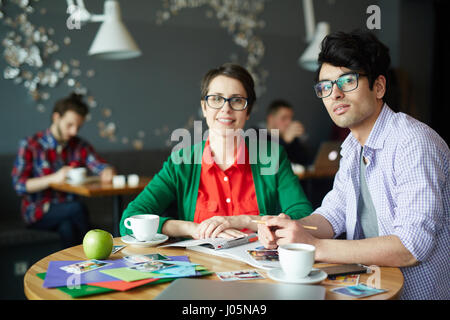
[257,30,449,300]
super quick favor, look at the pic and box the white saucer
[121,233,169,247]
[66,176,99,185]
[267,268,328,284]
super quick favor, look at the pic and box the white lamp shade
[88,0,141,59]
[299,22,330,72]
[88,19,141,59]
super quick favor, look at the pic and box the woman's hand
[162,219,246,240]
[216,228,247,239]
[193,215,250,239]
[194,216,232,239]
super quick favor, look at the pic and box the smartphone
[318,264,369,277]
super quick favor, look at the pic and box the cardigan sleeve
[120,154,178,236]
[276,145,313,219]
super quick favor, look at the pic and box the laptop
[312,141,342,173]
[154,278,326,300]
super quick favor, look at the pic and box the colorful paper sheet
[37,273,115,298]
[87,278,158,291]
[88,278,174,291]
[100,267,157,282]
[43,255,190,288]
[42,259,129,288]
[40,255,211,298]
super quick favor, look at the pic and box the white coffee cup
[278,243,315,279]
[124,214,159,241]
[127,174,139,187]
[67,167,87,184]
[112,175,126,188]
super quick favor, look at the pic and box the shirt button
[224,176,229,182]
[226,198,231,203]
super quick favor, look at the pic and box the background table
[24,237,404,300]
[50,177,152,237]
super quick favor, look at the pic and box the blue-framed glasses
[314,73,366,98]
[204,95,248,111]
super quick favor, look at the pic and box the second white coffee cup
[278,243,315,279]
[124,214,159,241]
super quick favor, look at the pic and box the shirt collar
[202,136,248,173]
[41,128,59,150]
[340,103,394,157]
[364,103,393,150]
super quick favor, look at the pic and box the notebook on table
[154,278,326,300]
[160,237,279,270]
[160,233,258,250]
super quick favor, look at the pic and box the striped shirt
[11,128,108,224]
[313,105,450,300]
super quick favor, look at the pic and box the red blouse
[194,138,260,224]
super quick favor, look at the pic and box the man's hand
[51,166,73,184]
[282,121,305,143]
[258,213,319,248]
[257,213,290,249]
[268,216,318,247]
[100,167,116,183]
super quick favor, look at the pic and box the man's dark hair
[266,99,293,118]
[201,62,256,115]
[316,30,391,93]
[52,93,89,118]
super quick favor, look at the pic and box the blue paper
[157,260,199,267]
[154,265,197,277]
[43,259,129,288]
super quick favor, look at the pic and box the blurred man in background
[12,93,115,248]
[265,99,310,166]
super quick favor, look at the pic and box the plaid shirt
[11,128,109,225]
[313,105,450,300]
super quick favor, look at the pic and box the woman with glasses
[120,63,312,240]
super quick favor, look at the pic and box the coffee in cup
[124,214,159,241]
[278,243,315,279]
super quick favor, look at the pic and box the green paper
[195,266,207,271]
[100,267,158,282]
[36,273,115,298]
[100,266,213,282]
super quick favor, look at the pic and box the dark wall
[0,0,438,159]
[0,0,376,156]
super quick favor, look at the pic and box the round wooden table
[24,237,404,300]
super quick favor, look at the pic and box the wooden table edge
[23,238,405,300]
[49,177,152,197]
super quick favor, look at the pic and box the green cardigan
[120,138,313,236]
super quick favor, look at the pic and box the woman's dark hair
[317,30,391,93]
[201,63,256,115]
[52,92,89,118]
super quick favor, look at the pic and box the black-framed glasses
[204,95,248,111]
[314,73,366,98]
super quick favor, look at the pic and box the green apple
[83,229,113,260]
